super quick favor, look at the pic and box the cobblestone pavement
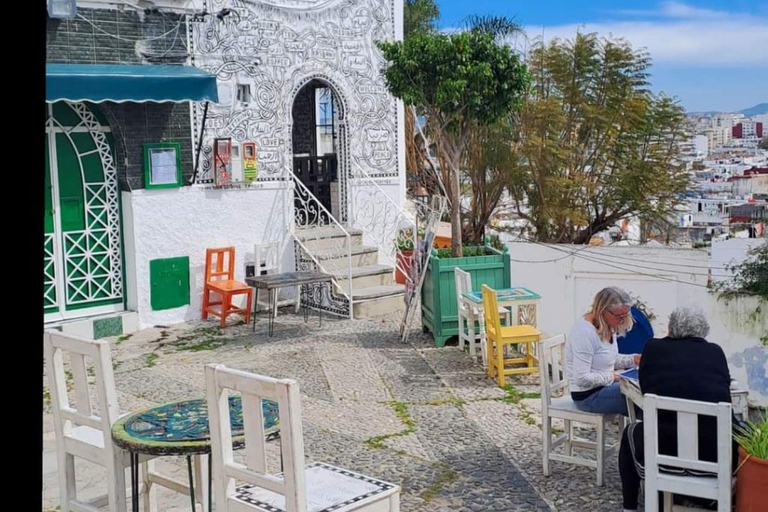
[43,310,629,512]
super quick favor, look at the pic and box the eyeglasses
[605,309,630,320]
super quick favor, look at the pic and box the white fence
[506,241,768,408]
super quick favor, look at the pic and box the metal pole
[192,101,210,185]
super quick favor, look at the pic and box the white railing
[290,173,353,316]
[349,164,417,288]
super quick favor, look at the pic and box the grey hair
[668,306,710,339]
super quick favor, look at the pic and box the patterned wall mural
[189,0,401,183]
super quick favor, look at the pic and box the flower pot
[736,446,768,512]
[395,250,413,285]
[421,244,511,347]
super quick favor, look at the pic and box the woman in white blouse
[565,287,641,415]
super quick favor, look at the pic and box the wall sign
[213,138,233,187]
[143,143,182,189]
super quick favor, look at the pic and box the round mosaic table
[112,396,280,512]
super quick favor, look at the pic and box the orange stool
[201,247,253,327]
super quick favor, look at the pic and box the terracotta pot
[736,446,768,512]
[395,250,413,285]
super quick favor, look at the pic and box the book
[619,368,639,381]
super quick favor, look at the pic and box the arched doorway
[45,102,124,322]
[291,79,346,223]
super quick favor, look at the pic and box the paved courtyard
[43,310,631,512]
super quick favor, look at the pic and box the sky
[436,0,768,113]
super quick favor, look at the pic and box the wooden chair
[643,394,733,512]
[205,364,401,512]
[254,242,300,318]
[45,330,157,512]
[454,268,510,366]
[202,247,253,327]
[538,334,622,486]
[482,285,541,387]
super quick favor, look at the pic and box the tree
[379,30,529,256]
[759,137,768,150]
[402,0,440,193]
[506,33,689,244]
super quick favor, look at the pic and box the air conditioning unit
[47,0,77,18]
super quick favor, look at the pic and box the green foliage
[505,32,688,244]
[435,245,487,258]
[734,413,768,460]
[378,30,528,130]
[378,29,529,256]
[404,0,439,39]
[715,243,768,301]
[759,137,768,150]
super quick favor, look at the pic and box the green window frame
[144,142,182,189]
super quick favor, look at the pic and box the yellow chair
[482,284,542,387]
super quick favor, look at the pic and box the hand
[633,354,641,366]
[613,372,621,382]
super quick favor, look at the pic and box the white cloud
[523,2,768,67]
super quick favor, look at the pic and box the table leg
[186,455,196,512]
[208,453,213,512]
[269,289,276,337]
[131,452,139,512]
[252,288,259,333]
[302,284,308,323]
[318,285,322,327]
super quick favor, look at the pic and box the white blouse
[565,318,636,392]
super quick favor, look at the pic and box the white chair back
[643,394,732,512]
[538,334,568,408]
[205,364,308,512]
[255,242,281,276]
[454,268,471,310]
[44,330,120,442]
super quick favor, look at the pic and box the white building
[46,0,409,335]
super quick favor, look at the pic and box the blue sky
[436,1,768,113]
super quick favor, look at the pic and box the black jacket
[638,336,733,463]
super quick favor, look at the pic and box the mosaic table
[112,396,280,512]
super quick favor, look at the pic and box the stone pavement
[43,310,629,512]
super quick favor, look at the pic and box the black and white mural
[189,0,402,183]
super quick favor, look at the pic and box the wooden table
[620,378,749,424]
[112,396,280,512]
[246,271,333,336]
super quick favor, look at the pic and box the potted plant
[420,238,511,347]
[395,229,415,285]
[734,413,768,512]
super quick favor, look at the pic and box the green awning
[46,64,219,103]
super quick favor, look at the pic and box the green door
[45,102,124,320]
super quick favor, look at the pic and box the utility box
[149,256,190,311]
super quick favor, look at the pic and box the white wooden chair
[538,334,622,486]
[255,242,301,318]
[643,394,732,512]
[454,268,510,366]
[44,330,156,512]
[205,364,401,512]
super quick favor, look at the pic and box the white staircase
[294,226,406,318]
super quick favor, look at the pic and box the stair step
[314,245,378,260]
[295,226,363,241]
[352,284,405,301]
[332,264,393,279]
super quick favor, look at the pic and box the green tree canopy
[506,32,688,244]
[379,30,529,256]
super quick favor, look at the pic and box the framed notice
[144,143,182,189]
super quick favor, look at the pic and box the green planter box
[421,244,511,347]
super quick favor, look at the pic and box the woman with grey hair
[618,306,736,512]
[565,287,642,415]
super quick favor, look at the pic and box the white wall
[507,242,768,407]
[122,184,291,328]
[711,238,766,284]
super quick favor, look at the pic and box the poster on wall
[213,138,232,187]
[143,143,182,189]
[243,142,257,183]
